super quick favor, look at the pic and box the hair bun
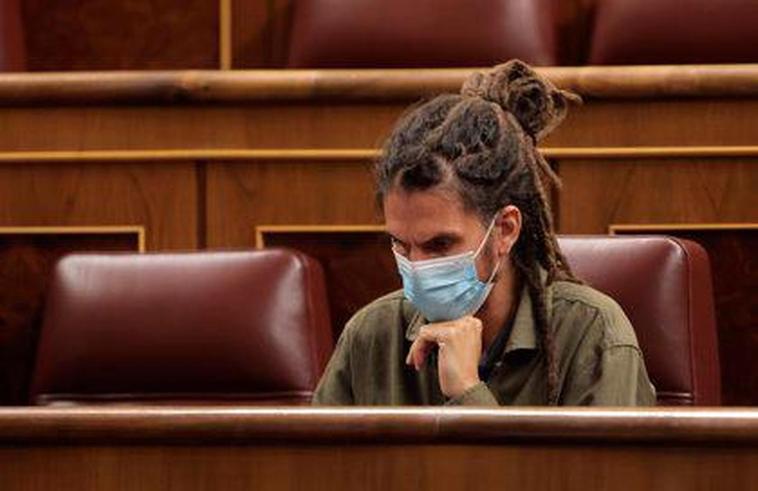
[461,59,581,142]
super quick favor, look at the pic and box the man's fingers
[405,318,483,371]
[406,336,435,370]
[405,317,485,398]
[406,325,451,370]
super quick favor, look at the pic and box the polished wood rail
[1,64,758,105]
[0,407,757,444]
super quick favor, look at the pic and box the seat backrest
[287,0,557,68]
[558,236,721,405]
[30,249,333,405]
[588,0,758,64]
[0,0,25,71]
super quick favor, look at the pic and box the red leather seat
[287,0,557,68]
[30,250,333,405]
[588,0,758,64]
[559,236,720,405]
[0,0,25,71]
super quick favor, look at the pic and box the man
[313,60,655,406]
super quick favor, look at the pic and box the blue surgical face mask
[393,217,502,322]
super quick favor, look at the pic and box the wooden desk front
[0,407,756,490]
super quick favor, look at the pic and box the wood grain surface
[206,160,380,248]
[0,162,198,250]
[0,442,752,491]
[21,0,219,70]
[232,0,294,69]
[0,408,756,490]
[557,159,757,234]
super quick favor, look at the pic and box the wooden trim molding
[2,65,758,105]
[2,146,758,164]
[219,0,232,70]
[610,223,758,234]
[541,146,758,159]
[255,224,386,249]
[0,149,378,163]
[0,226,146,252]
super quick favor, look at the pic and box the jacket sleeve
[445,381,500,406]
[563,345,657,406]
[311,324,355,405]
[560,302,657,406]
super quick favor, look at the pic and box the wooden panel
[612,226,758,406]
[1,443,757,490]
[0,162,198,250]
[257,227,399,340]
[557,159,758,234]
[544,99,758,148]
[232,0,294,68]
[2,102,757,154]
[21,0,219,70]
[0,104,406,152]
[0,0,25,71]
[206,160,379,248]
[0,229,142,405]
[1,102,757,153]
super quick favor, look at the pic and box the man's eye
[424,238,453,254]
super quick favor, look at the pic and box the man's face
[384,187,494,271]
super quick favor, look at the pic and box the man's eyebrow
[420,232,460,247]
[386,231,462,246]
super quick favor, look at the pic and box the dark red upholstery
[589,0,758,65]
[558,236,720,406]
[0,0,25,71]
[30,249,333,405]
[287,0,557,68]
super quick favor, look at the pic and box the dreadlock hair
[375,59,582,405]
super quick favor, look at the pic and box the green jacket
[313,279,656,406]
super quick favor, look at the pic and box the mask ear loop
[475,212,507,285]
[464,213,509,318]
[473,214,500,259]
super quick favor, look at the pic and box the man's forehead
[385,187,472,220]
[384,188,479,241]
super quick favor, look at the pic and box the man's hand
[405,316,483,399]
